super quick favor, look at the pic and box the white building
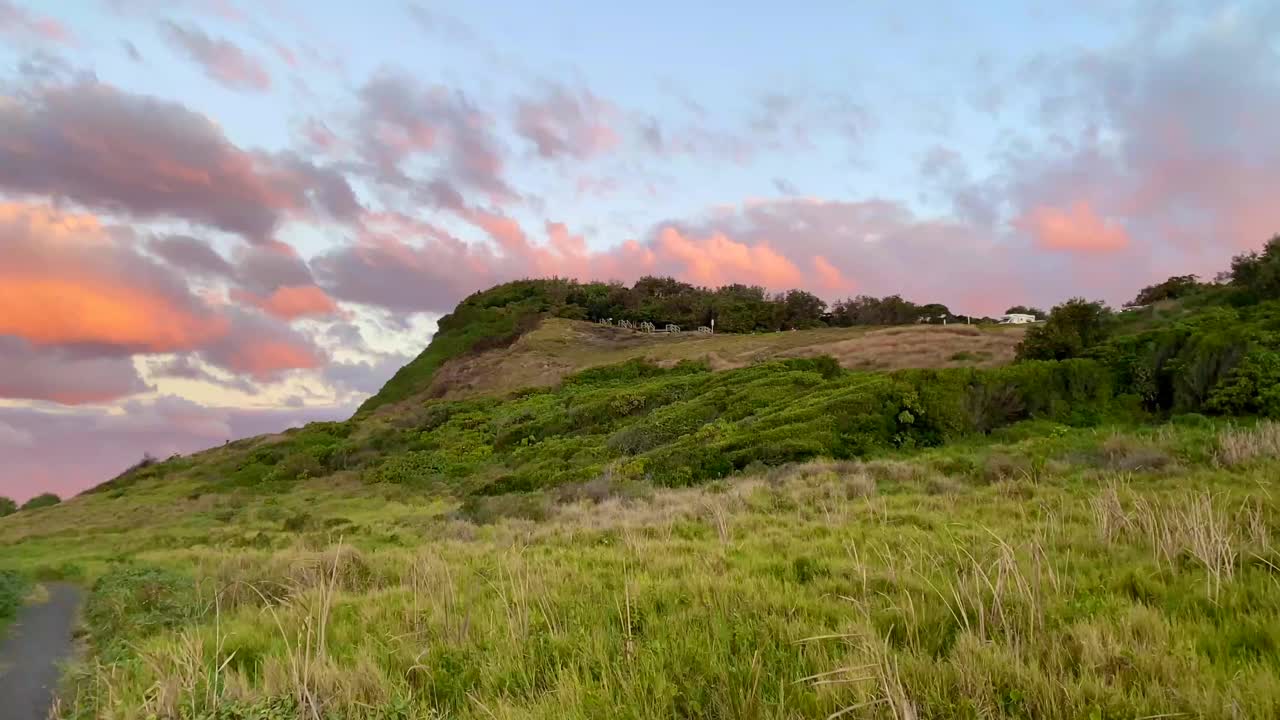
[1000,313,1038,324]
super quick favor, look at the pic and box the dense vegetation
[1015,235,1280,420]
[0,496,15,517]
[4,235,1280,719]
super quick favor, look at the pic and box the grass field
[4,420,1276,719]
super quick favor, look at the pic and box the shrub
[1206,350,1280,418]
[454,494,550,524]
[1016,298,1114,361]
[84,566,198,660]
[779,355,843,379]
[1171,412,1213,428]
[965,381,1027,432]
[554,470,651,504]
[564,358,685,387]
[20,493,61,511]
[281,510,314,532]
[1128,274,1204,307]
[1227,234,1280,301]
[0,570,28,622]
[1099,436,1173,472]
[982,453,1034,483]
[0,496,16,517]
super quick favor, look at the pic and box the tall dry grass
[1091,478,1273,600]
[1215,421,1280,467]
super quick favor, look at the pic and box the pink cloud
[232,284,340,320]
[999,5,1280,282]
[215,337,324,379]
[302,117,339,151]
[465,208,529,252]
[162,21,271,92]
[356,73,513,203]
[813,255,853,292]
[0,202,229,353]
[271,41,299,68]
[650,227,804,289]
[546,221,587,256]
[0,79,359,241]
[199,310,326,381]
[1016,201,1130,253]
[0,0,74,45]
[515,84,620,159]
[0,202,327,395]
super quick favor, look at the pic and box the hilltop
[358,277,1006,413]
[4,241,1280,719]
[392,317,1025,403]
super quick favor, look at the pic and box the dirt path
[0,583,81,720]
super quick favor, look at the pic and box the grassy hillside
[7,254,1280,718]
[5,421,1279,719]
[358,278,1013,414]
[418,318,1024,401]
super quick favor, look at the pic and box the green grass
[8,420,1275,719]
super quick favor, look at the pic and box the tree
[1228,235,1280,300]
[0,496,15,517]
[1005,305,1047,320]
[1127,274,1203,307]
[20,493,61,511]
[1016,298,1114,361]
[780,290,826,329]
[917,303,952,323]
[830,295,924,326]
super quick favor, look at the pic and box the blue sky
[1,0,1278,500]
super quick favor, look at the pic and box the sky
[1,0,1278,503]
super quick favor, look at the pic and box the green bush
[1016,298,1114,361]
[84,566,198,660]
[1227,234,1280,302]
[0,570,28,623]
[0,496,16,517]
[20,492,61,511]
[1206,350,1280,417]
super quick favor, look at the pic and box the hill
[358,277,1004,413]
[5,248,1280,719]
[401,317,1025,402]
